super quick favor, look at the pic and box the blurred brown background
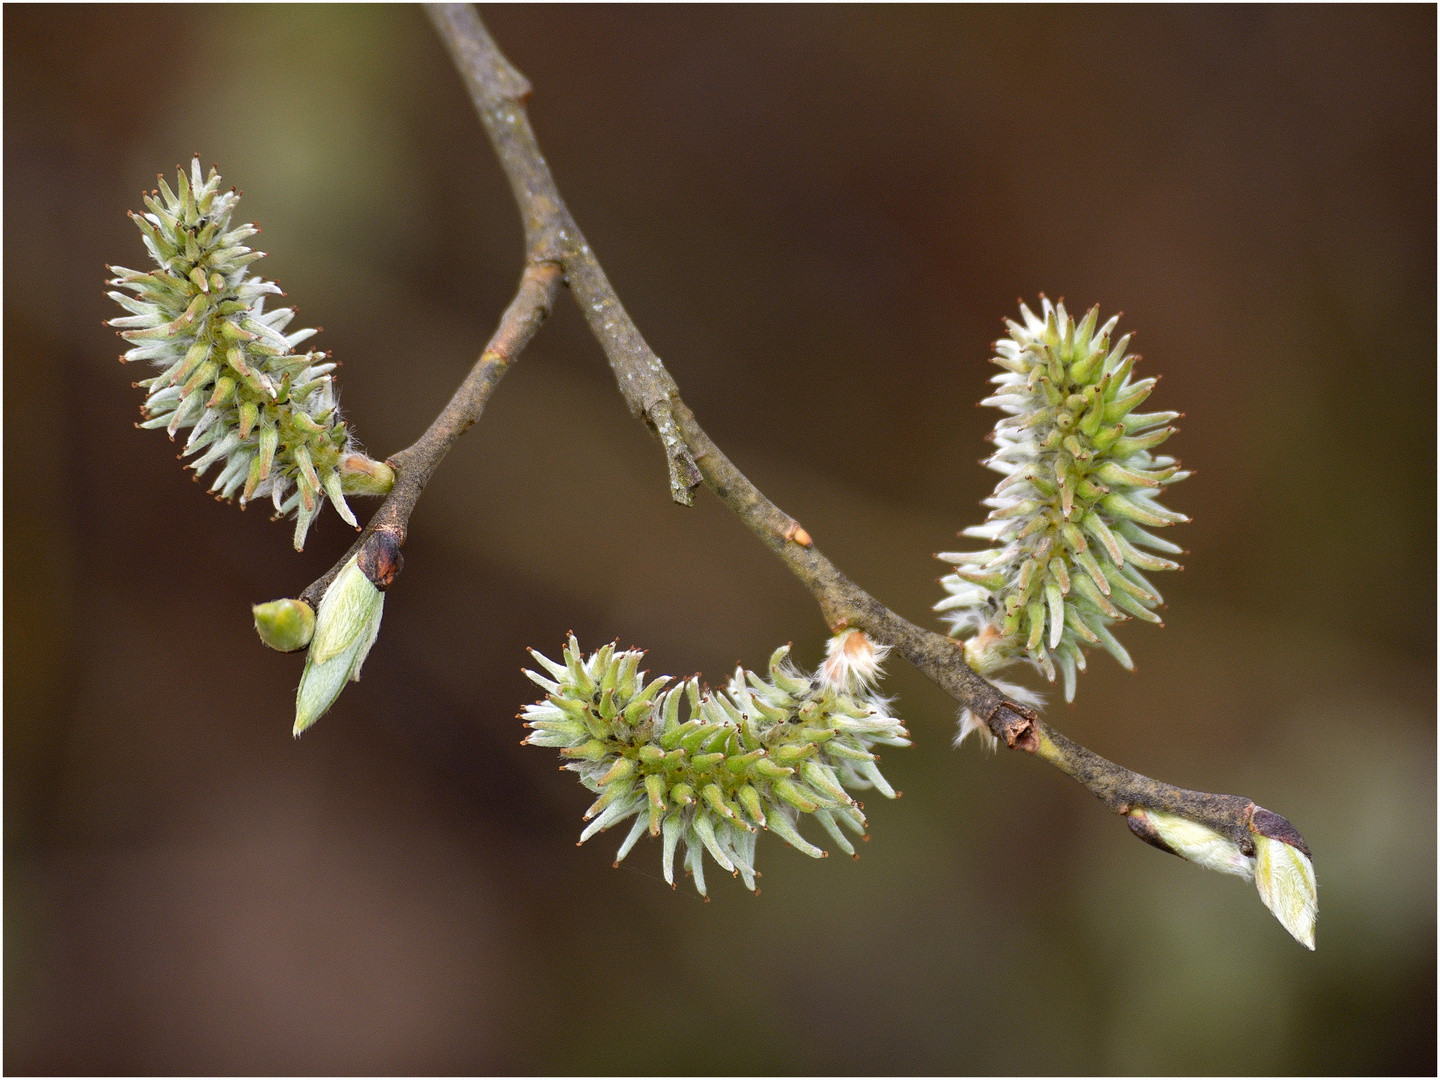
[5,4,1435,1074]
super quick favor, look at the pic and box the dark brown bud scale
[358,528,404,591]
[1250,806,1311,857]
[1127,812,1179,857]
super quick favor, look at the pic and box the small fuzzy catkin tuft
[937,299,1189,702]
[522,634,910,896]
[107,157,391,550]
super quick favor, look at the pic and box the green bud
[1044,582,1065,649]
[1091,619,1133,670]
[1122,410,1180,433]
[819,739,874,763]
[771,743,817,765]
[1103,378,1155,422]
[564,639,595,696]
[1111,427,1174,456]
[1064,603,1100,643]
[179,359,219,399]
[1082,510,1125,565]
[661,719,703,751]
[525,718,588,744]
[1116,534,1181,572]
[955,566,1009,591]
[1101,560,1157,604]
[1026,599,1046,651]
[813,808,856,857]
[546,693,589,720]
[1101,492,1188,527]
[236,400,260,441]
[1093,461,1168,489]
[726,748,766,773]
[616,651,640,700]
[799,762,851,804]
[584,778,632,820]
[580,708,614,741]
[1105,353,1137,388]
[206,375,236,409]
[737,785,767,826]
[252,598,315,652]
[661,812,684,885]
[293,554,384,736]
[753,758,795,780]
[768,646,810,695]
[597,757,634,786]
[1071,570,1124,619]
[701,784,737,821]
[680,724,722,753]
[1017,557,1039,592]
[626,675,670,719]
[746,694,790,725]
[614,813,651,864]
[1073,547,1110,595]
[596,686,618,722]
[766,811,824,859]
[592,643,616,692]
[774,778,819,813]
[1047,557,1071,593]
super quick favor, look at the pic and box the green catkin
[937,299,1189,704]
[522,632,909,896]
[107,157,391,550]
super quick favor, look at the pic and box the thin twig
[411,3,1294,852]
[300,259,561,607]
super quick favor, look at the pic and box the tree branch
[300,259,561,607]
[427,3,702,506]
[419,3,1299,855]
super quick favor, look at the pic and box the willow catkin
[523,631,908,896]
[937,298,1188,707]
[107,157,391,551]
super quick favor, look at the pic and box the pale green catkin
[107,157,390,551]
[937,299,1189,703]
[523,632,909,896]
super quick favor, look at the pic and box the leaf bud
[1251,807,1318,950]
[252,598,315,652]
[293,554,385,737]
[336,453,394,496]
[1127,808,1254,879]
